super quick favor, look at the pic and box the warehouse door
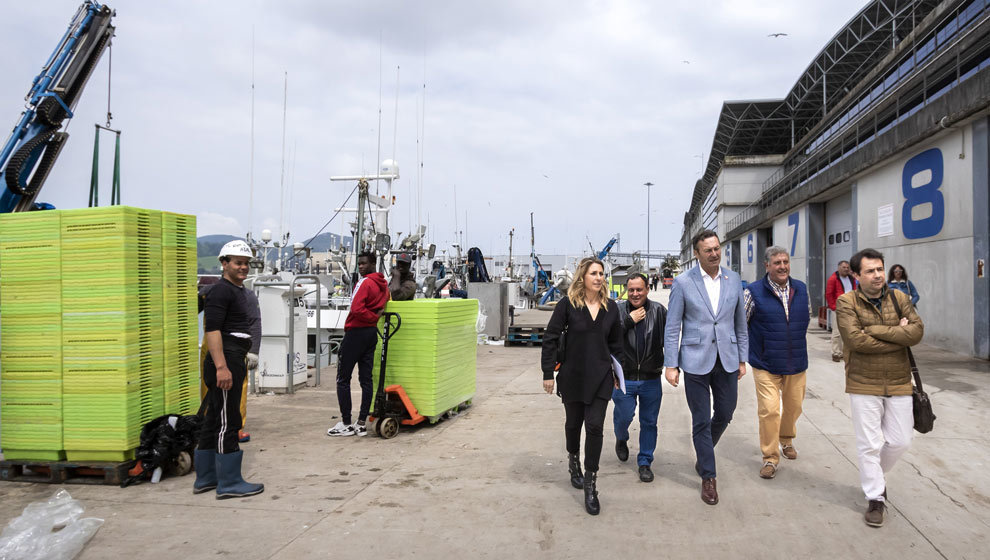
[825,193,853,279]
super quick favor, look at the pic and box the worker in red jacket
[825,260,857,361]
[327,251,390,437]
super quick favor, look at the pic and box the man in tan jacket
[837,248,923,528]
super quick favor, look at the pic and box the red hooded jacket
[345,272,389,330]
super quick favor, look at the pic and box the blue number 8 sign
[901,148,945,239]
[747,234,753,263]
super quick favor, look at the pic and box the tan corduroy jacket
[836,287,924,396]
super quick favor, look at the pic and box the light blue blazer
[663,266,749,375]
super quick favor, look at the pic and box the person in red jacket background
[825,260,857,362]
[328,251,390,437]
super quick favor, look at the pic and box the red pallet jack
[368,311,427,439]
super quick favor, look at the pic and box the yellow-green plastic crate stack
[0,211,65,460]
[162,212,199,415]
[59,206,164,461]
[372,299,478,418]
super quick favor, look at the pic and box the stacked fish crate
[162,212,199,415]
[0,207,200,462]
[372,298,478,418]
[59,207,165,461]
[0,212,65,460]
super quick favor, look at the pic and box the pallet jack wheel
[379,417,399,439]
[371,418,383,437]
[171,451,193,476]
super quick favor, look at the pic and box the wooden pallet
[0,458,136,486]
[506,326,545,346]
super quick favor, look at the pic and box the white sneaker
[327,421,356,437]
[354,422,367,437]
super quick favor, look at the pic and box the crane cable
[287,181,360,261]
[88,38,120,207]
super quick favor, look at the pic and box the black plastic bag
[120,414,201,488]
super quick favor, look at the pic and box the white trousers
[849,394,914,502]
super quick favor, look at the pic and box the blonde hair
[567,257,609,310]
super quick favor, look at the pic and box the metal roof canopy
[690,0,942,220]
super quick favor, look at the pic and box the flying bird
[768,32,788,38]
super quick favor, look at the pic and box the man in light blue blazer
[664,230,748,506]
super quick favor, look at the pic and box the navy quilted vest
[748,276,809,375]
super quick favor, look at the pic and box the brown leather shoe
[701,478,718,505]
[864,500,886,527]
[759,462,777,479]
[781,444,797,460]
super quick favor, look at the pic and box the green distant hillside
[197,234,238,274]
[197,234,240,257]
[193,233,352,274]
[197,255,221,274]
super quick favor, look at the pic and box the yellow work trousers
[200,338,248,429]
[753,368,807,464]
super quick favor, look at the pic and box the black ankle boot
[584,471,600,515]
[568,453,584,489]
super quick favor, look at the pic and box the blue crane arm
[597,237,618,260]
[0,1,114,213]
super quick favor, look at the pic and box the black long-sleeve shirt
[541,297,623,404]
[199,281,261,351]
[203,278,253,339]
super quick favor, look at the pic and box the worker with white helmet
[193,240,264,499]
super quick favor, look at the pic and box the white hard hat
[218,240,254,260]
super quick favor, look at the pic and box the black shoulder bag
[889,292,936,433]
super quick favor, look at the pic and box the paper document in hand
[611,355,626,394]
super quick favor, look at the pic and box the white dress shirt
[702,268,721,315]
[840,275,853,292]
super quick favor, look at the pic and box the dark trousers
[563,397,609,473]
[336,327,378,425]
[611,378,663,466]
[198,336,250,454]
[684,357,738,479]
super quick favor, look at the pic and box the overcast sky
[2,0,870,256]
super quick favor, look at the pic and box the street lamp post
[644,182,654,272]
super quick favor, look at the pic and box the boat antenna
[248,26,255,240]
[287,139,297,242]
[417,50,426,257]
[278,71,288,265]
[386,64,399,239]
[375,31,383,197]
[392,65,400,166]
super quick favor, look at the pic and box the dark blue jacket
[747,276,809,375]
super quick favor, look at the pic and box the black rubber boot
[215,450,264,500]
[193,449,217,494]
[568,453,584,489]
[584,471,600,515]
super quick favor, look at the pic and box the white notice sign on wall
[877,204,894,237]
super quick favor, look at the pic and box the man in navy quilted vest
[743,246,810,480]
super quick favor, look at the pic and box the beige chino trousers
[753,368,807,464]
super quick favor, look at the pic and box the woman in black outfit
[542,257,623,515]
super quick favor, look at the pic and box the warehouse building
[680,0,990,358]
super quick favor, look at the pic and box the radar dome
[380,159,400,179]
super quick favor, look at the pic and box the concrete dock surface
[1,291,989,559]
